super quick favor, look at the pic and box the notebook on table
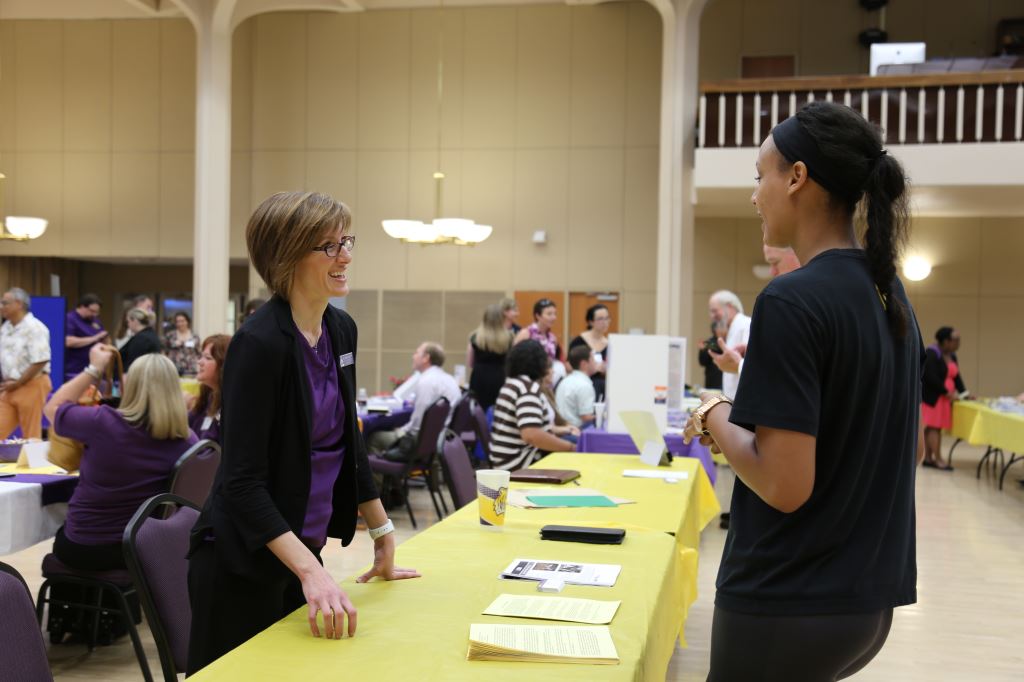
[510,469,581,485]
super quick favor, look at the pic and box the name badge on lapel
[339,352,355,369]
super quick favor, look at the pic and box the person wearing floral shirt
[163,311,201,376]
[0,288,52,439]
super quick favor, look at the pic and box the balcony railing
[698,71,1024,149]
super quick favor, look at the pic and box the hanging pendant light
[0,174,48,241]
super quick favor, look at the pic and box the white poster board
[605,334,670,433]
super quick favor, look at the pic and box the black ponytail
[788,102,911,339]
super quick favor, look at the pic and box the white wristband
[83,365,101,381]
[368,518,394,541]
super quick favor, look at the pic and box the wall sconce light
[902,255,932,281]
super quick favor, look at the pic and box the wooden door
[514,290,567,352]
[568,292,620,341]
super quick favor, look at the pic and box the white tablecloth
[0,482,67,555]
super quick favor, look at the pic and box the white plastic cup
[594,402,606,430]
[475,469,510,530]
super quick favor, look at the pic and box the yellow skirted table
[949,401,1024,487]
[191,517,687,682]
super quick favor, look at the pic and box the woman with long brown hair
[188,334,230,444]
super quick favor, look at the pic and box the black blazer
[921,347,966,407]
[120,327,161,372]
[189,296,378,580]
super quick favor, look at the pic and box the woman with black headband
[684,101,922,680]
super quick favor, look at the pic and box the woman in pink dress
[921,326,969,470]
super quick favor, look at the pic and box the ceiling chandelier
[0,174,48,241]
[380,2,492,246]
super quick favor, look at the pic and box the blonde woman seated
[43,346,198,570]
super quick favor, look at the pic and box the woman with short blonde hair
[187,191,420,675]
[42,346,198,572]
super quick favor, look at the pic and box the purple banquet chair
[439,430,478,511]
[168,439,221,508]
[368,397,451,529]
[122,494,201,682]
[469,401,493,468]
[0,562,53,682]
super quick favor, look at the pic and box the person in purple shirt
[63,294,107,381]
[43,347,198,570]
[187,333,230,444]
[187,192,421,675]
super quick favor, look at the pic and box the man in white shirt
[707,290,751,400]
[368,341,462,458]
[555,345,597,429]
[0,288,52,439]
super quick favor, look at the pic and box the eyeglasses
[311,236,356,258]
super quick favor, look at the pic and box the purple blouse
[188,408,221,445]
[298,321,346,547]
[55,403,198,545]
[64,310,104,378]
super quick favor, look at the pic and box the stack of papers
[500,559,621,587]
[508,487,634,509]
[483,594,621,625]
[467,624,619,665]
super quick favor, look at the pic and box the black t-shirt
[718,249,920,616]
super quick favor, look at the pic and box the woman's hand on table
[356,532,421,583]
[301,562,357,639]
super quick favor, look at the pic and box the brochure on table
[500,559,621,587]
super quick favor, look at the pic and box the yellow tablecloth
[191,518,686,682]
[950,401,1024,454]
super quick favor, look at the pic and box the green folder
[526,495,618,508]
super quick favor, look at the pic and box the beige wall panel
[305,151,358,204]
[380,350,416,389]
[357,11,411,151]
[732,217,769,296]
[457,149,516,291]
[694,218,738,287]
[909,295,980,394]
[513,149,569,290]
[232,19,253,152]
[904,217,982,297]
[63,21,112,153]
[515,5,571,149]
[0,152,12,225]
[570,5,628,147]
[252,14,306,151]
[885,0,926,43]
[740,0,800,59]
[624,3,661,148]
[799,0,866,76]
[925,0,989,57]
[462,8,517,149]
[112,20,160,152]
[13,153,63,257]
[0,23,16,151]
[160,20,196,152]
[356,348,380,395]
[698,0,743,82]
[380,290,443,349]
[250,150,306,205]
[158,153,195,258]
[347,289,379,350]
[230,152,251,260]
[352,151,409,290]
[306,13,358,151]
[443,290,503,351]
[976,296,1024,397]
[622,147,658,291]
[62,153,111,257]
[14,21,63,152]
[620,290,655,335]
[407,243,460,291]
[568,148,624,290]
[111,153,159,256]
[410,10,464,150]
[979,217,1024,297]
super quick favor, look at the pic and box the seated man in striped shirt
[490,340,576,470]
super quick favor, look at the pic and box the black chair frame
[122,493,200,682]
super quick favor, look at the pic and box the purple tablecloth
[360,407,414,437]
[0,474,78,505]
[576,429,717,484]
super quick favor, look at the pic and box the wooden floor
[5,442,1024,680]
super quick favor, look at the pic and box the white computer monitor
[870,42,926,76]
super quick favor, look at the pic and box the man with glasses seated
[0,288,52,439]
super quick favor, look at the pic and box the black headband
[771,116,884,199]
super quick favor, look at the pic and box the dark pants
[53,526,125,571]
[186,540,319,676]
[708,606,893,682]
